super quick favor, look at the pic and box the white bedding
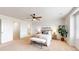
[32,31,52,47]
[31,37,46,43]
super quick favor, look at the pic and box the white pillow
[39,34,48,40]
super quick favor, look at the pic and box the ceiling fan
[30,14,42,21]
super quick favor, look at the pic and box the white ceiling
[0,7,72,20]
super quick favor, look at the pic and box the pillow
[42,31,48,34]
[32,34,39,38]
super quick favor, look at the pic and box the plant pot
[61,37,64,41]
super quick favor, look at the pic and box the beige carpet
[0,37,77,51]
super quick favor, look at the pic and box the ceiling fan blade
[35,16,42,18]
[30,14,42,21]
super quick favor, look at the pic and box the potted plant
[58,25,68,41]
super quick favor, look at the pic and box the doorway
[13,22,20,40]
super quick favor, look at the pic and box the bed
[31,27,52,47]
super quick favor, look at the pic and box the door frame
[13,22,20,40]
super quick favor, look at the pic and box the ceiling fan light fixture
[32,18,36,21]
[31,13,42,21]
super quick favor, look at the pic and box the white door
[13,22,20,40]
[1,20,13,43]
[70,15,75,45]
[75,14,79,49]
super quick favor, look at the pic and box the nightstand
[52,32,57,39]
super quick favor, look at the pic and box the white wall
[0,15,31,43]
[64,16,70,39]
[32,18,64,39]
[20,19,31,38]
